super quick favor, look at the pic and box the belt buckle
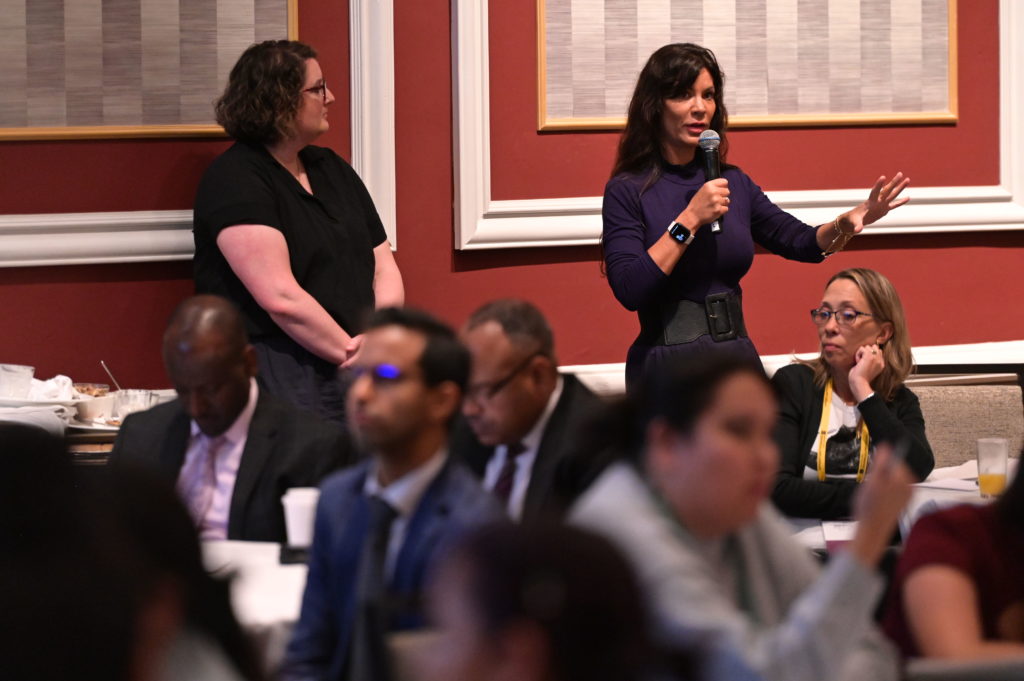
[705,293,737,342]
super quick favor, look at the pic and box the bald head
[162,296,257,436]
[163,295,249,362]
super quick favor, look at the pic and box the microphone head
[698,129,720,151]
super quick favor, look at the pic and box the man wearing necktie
[111,295,355,542]
[452,299,606,521]
[281,307,503,681]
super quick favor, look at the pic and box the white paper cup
[0,364,35,399]
[282,487,321,547]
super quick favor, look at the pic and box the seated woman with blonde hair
[771,267,934,519]
[882,456,1024,659]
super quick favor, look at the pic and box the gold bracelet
[821,217,854,257]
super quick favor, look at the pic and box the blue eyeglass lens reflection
[352,363,403,383]
[374,363,401,380]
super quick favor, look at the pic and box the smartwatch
[667,220,695,245]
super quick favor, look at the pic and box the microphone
[699,130,722,233]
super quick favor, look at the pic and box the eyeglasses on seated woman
[771,268,935,520]
[571,355,913,681]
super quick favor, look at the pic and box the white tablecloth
[788,458,1019,552]
[201,541,308,673]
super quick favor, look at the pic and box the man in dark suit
[110,295,353,543]
[452,299,605,521]
[281,307,502,681]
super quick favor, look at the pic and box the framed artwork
[0,0,297,140]
[538,0,957,130]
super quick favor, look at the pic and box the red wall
[0,0,1021,388]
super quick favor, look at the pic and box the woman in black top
[771,268,933,519]
[193,40,403,423]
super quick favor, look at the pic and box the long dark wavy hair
[611,43,729,185]
[215,40,317,146]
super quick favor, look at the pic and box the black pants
[252,336,350,425]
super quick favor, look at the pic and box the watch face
[669,222,690,243]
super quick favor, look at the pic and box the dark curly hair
[611,43,729,184]
[215,40,317,146]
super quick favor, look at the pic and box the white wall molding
[452,0,493,251]
[454,0,1024,250]
[350,0,397,247]
[0,7,398,268]
[0,210,193,268]
[562,340,1024,396]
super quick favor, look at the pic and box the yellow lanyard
[817,379,870,482]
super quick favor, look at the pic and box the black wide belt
[642,292,748,346]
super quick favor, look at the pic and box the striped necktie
[491,441,527,507]
[178,434,226,530]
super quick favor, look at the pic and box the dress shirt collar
[362,449,449,519]
[519,374,563,453]
[188,377,259,446]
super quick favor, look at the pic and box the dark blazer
[450,373,605,521]
[280,456,503,681]
[771,363,934,520]
[109,391,355,542]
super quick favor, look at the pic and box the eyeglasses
[302,80,328,102]
[350,362,408,386]
[809,307,875,327]
[464,352,542,404]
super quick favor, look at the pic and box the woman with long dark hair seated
[603,43,910,391]
[883,452,1024,659]
[571,356,911,681]
[771,268,934,520]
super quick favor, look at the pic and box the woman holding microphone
[603,43,909,391]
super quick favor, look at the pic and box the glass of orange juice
[976,438,1009,498]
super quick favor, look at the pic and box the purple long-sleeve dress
[603,159,824,389]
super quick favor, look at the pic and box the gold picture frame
[538,0,957,131]
[0,0,297,141]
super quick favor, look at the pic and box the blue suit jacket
[281,455,503,681]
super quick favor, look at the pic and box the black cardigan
[770,363,934,520]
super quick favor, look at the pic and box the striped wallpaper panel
[0,0,288,130]
[541,0,953,128]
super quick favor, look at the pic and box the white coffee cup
[282,487,321,547]
[0,364,35,399]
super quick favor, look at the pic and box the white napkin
[925,460,978,481]
[0,406,72,434]
[27,375,75,401]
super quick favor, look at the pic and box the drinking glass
[115,389,154,419]
[977,438,1009,498]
